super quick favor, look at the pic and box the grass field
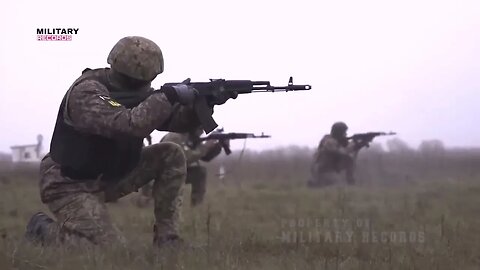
[0,144,479,269]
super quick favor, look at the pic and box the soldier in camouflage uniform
[308,122,362,187]
[25,36,236,248]
[139,127,225,207]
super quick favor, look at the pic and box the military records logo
[37,28,79,41]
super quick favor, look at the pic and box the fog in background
[1,0,479,154]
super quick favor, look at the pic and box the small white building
[10,135,44,163]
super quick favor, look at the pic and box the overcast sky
[0,0,479,153]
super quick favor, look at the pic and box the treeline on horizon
[204,138,480,186]
[1,138,480,186]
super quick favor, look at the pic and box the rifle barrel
[251,85,312,92]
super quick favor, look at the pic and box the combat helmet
[330,121,348,137]
[107,36,164,81]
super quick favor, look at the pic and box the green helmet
[331,121,348,137]
[107,36,164,81]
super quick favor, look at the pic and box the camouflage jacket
[63,70,205,140]
[313,134,358,172]
[161,133,222,166]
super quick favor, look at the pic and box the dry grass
[0,145,479,269]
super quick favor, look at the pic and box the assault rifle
[163,77,311,133]
[347,132,397,148]
[195,128,271,155]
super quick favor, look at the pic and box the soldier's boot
[153,228,184,247]
[153,223,197,250]
[153,220,207,251]
[25,212,56,246]
[153,229,204,267]
[153,224,185,247]
[189,167,207,207]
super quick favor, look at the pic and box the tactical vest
[317,135,348,172]
[50,68,152,182]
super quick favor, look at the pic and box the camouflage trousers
[141,165,207,207]
[37,142,186,246]
[308,162,356,187]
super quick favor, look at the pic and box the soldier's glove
[161,78,199,105]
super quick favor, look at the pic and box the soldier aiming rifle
[194,127,271,156]
[308,122,396,187]
[138,128,271,207]
[25,35,310,249]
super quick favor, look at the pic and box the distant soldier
[308,122,363,187]
[139,127,225,207]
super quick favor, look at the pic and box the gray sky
[1,0,479,153]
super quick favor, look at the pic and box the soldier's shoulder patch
[98,95,122,107]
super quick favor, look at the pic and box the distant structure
[10,134,44,163]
